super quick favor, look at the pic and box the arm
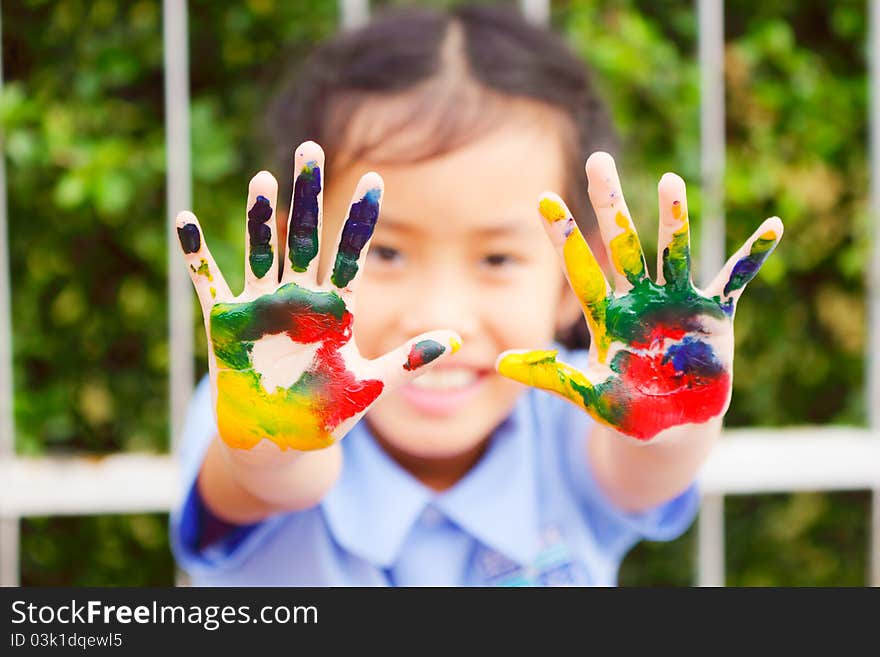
[176,141,460,527]
[197,436,342,524]
[587,418,719,513]
[497,152,782,512]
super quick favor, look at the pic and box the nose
[399,267,480,341]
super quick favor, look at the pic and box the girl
[170,5,781,586]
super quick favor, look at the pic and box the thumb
[369,330,463,390]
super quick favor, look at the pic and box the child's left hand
[496,152,783,441]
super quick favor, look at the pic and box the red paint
[608,350,729,441]
[403,346,429,371]
[629,322,687,350]
[286,308,383,431]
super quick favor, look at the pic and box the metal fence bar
[0,4,21,589]
[1,430,876,518]
[164,0,194,455]
[696,0,726,586]
[521,0,550,25]
[697,494,725,586]
[868,0,880,588]
[697,0,726,287]
[340,0,369,31]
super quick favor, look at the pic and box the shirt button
[420,505,445,528]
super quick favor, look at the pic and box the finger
[368,330,463,388]
[244,170,279,296]
[282,141,324,284]
[537,193,612,362]
[656,172,691,289]
[704,217,784,311]
[585,151,648,294]
[327,171,383,295]
[495,349,595,413]
[175,210,232,315]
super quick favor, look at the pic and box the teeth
[411,368,478,390]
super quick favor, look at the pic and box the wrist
[217,437,342,511]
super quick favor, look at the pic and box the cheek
[350,270,416,359]
[485,263,565,346]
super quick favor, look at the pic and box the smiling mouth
[409,367,485,390]
[398,367,490,416]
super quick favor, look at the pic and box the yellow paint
[450,336,461,354]
[497,349,593,411]
[760,230,777,241]
[216,369,334,451]
[671,200,683,221]
[538,197,568,223]
[191,258,214,281]
[609,212,645,281]
[210,286,216,299]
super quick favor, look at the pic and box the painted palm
[176,141,459,452]
[497,152,783,441]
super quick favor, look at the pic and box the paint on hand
[177,223,201,254]
[722,231,778,297]
[450,336,462,354]
[609,212,646,285]
[499,198,783,440]
[403,339,446,371]
[331,187,381,288]
[190,258,213,281]
[498,332,730,441]
[661,204,690,289]
[247,195,274,279]
[539,198,610,360]
[289,161,321,273]
[210,282,383,450]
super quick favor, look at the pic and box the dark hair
[265,4,618,348]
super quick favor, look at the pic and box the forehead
[324,99,570,237]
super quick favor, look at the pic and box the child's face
[320,108,580,462]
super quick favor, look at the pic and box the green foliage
[3,0,872,585]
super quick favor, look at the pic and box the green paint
[661,222,690,290]
[289,161,321,273]
[177,224,200,254]
[210,282,348,370]
[247,195,274,279]
[190,258,212,280]
[403,339,446,371]
[723,232,778,297]
[331,188,380,288]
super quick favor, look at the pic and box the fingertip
[658,171,686,192]
[585,151,615,174]
[175,210,197,227]
[250,170,279,195]
[537,193,570,223]
[351,172,383,209]
[763,216,784,240]
[359,171,384,192]
[295,140,325,162]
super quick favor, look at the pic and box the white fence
[0,0,877,587]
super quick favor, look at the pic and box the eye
[368,245,403,264]
[481,253,518,268]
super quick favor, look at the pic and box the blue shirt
[170,345,699,586]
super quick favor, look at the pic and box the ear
[554,273,584,336]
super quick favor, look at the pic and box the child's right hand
[176,141,461,455]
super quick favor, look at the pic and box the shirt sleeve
[551,344,700,557]
[168,375,286,577]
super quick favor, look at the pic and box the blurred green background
[2,0,872,585]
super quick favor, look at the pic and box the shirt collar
[321,420,432,568]
[434,398,541,565]
[321,394,541,569]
